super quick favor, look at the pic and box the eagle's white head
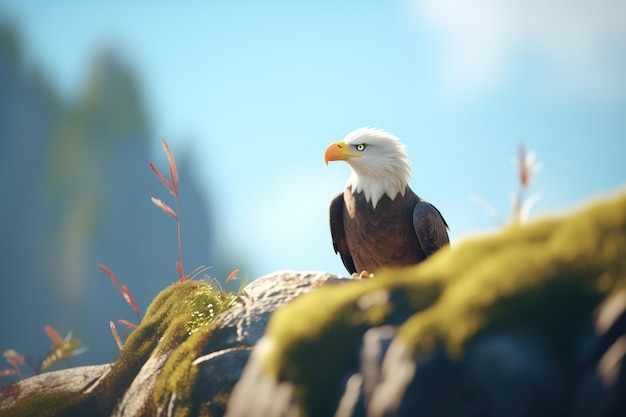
[324,127,411,208]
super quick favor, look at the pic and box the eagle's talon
[351,271,374,279]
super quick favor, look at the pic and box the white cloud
[414,0,626,97]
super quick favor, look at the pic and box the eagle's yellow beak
[324,141,362,166]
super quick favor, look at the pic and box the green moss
[150,323,213,417]
[264,191,626,417]
[398,192,626,358]
[184,279,238,335]
[93,280,204,409]
[151,280,237,417]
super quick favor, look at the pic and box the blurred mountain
[0,23,221,370]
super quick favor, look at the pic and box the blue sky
[2,0,625,279]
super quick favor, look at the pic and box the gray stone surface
[113,353,170,417]
[0,364,111,409]
[206,270,347,353]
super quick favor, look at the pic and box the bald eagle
[325,127,449,275]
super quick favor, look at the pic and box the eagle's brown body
[325,127,449,275]
[330,186,449,274]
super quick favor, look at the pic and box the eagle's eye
[356,144,367,151]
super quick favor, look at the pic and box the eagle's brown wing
[413,200,450,256]
[329,193,357,274]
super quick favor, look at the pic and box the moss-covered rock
[0,280,232,417]
[4,191,625,417]
[0,272,347,417]
[227,190,626,417]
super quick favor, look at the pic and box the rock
[113,353,170,417]
[206,270,348,354]
[571,291,626,417]
[162,271,347,417]
[192,348,252,416]
[3,192,626,417]
[226,191,626,417]
[0,364,111,411]
[0,271,347,417]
